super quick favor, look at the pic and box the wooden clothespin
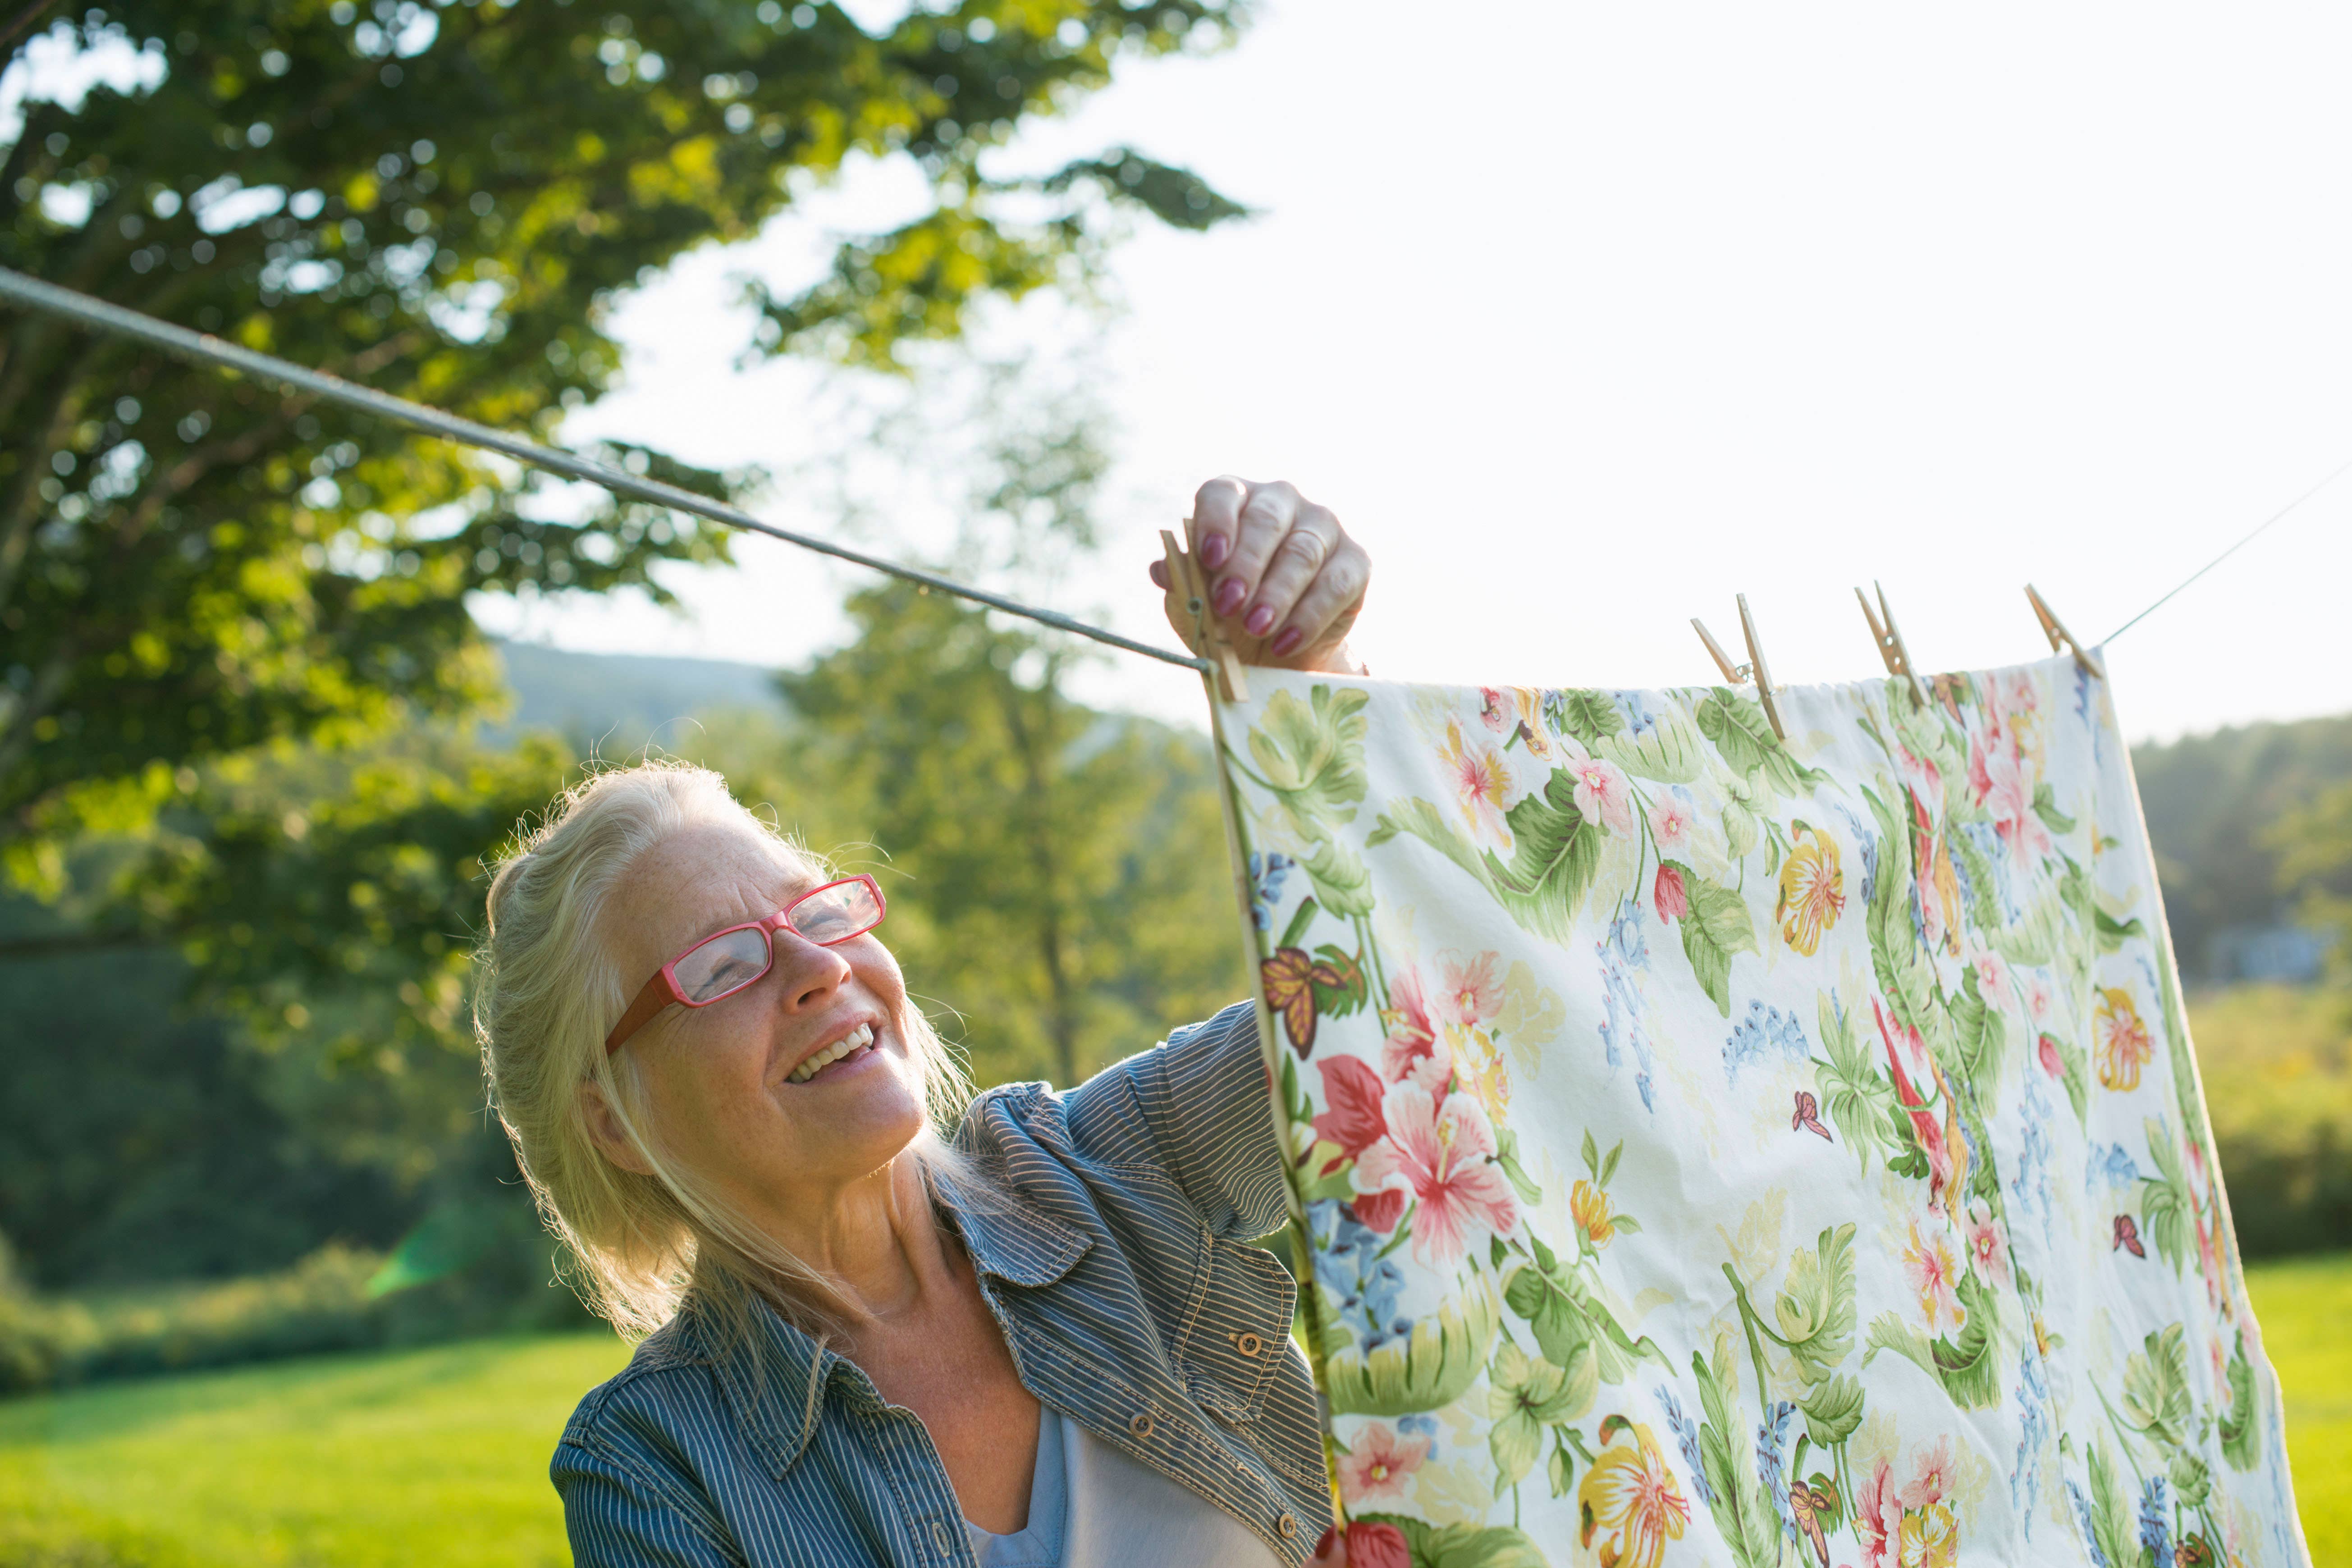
[2024,583,2105,681]
[1160,526,1249,703]
[1691,597,1786,740]
[1855,581,1928,708]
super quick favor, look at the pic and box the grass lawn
[0,1263,2345,1565]
[2246,1252,2352,1565]
[0,1333,630,1568]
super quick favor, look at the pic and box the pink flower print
[1970,950,2011,1009]
[1565,747,1635,837]
[1964,1202,2010,1289]
[1981,745,2054,870]
[1381,967,1437,1082]
[1854,1458,1900,1568]
[2037,1033,2064,1078]
[1649,786,1696,855]
[1899,1435,1955,1510]
[1337,1422,1429,1504]
[1352,1187,1406,1233]
[1478,688,1510,732]
[2022,968,2056,1023]
[1653,864,1689,923]
[1355,1078,1519,1268]
[1903,1220,1965,1335]
[1436,950,1503,1029]
[1441,721,1515,851]
[1312,1056,1389,1158]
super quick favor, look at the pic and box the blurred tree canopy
[0,0,1245,899]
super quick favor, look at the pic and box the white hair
[474,759,984,1348]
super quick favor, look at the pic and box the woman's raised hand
[1149,476,1369,676]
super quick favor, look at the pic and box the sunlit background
[4,5,2350,1566]
[507,1,2352,741]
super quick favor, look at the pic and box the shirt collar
[692,1187,1092,1477]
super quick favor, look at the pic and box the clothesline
[0,263,2323,666]
[0,265,1216,677]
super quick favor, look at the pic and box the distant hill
[484,640,787,755]
[482,642,2347,986]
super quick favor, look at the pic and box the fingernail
[1271,626,1304,658]
[1214,577,1247,615]
[1245,604,1276,637]
[1200,533,1230,568]
[1148,560,1167,588]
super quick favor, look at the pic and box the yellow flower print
[2094,987,2153,1091]
[1578,1416,1691,1568]
[1571,1179,1615,1248]
[1896,1500,1960,1568]
[1775,823,1846,956]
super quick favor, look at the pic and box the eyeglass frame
[601,873,888,1055]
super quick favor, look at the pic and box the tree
[0,0,1246,896]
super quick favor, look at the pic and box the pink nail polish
[1245,604,1276,637]
[1214,577,1247,615]
[1271,626,1304,658]
[1200,533,1230,568]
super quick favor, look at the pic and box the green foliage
[0,0,1243,895]
[2119,1323,2193,1450]
[2190,983,2352,1257]
[1772,1224,1857,1385]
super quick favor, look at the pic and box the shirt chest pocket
[1173,1234,1295,1426]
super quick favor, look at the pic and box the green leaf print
[2086,1439,2141,1568]
[1300,838,1375,918]
[1662,858,1757,1017]
[2219,1331,2262,1472]
[1773,1225,1858,1384]
[1690,1348,1789,1568]
[1372,769,1602,942]
[2169,1449,2213,1509]
[1244,684,1369,842]
[1815,993,1893,1169]
[2032,780,2078,835]
[1950,963,2009,1087]
[2139,1119,2192,1273]
[2041,1029,2090,1125]
[1928,1272,2002,1410]
[1486,1340,1596,1493]
[2119,1324,2194,1449]
[1798,1373,1866,1447]
[1354,1514,1550,1568]
[1592,699,1707,784]
[2094,905,2147,953]
[1550,687,1625,745]
[1696,689,1817,799]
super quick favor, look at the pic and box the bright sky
[486,1,2352,743]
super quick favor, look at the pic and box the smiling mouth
[787,1021,876,1085]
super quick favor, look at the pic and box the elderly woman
[476,478,1373,1568]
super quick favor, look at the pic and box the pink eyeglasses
[603,874,888,1054]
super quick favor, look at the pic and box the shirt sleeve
[1061,998,1292,1243]
[553,1436,739,1568]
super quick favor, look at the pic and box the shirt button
[1235,1332,1264,1358]
[1129,1411,1155,1439]
[930,1519,952,1554]
[1278,1512,1299,1538]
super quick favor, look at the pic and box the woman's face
[595,820,929,1216]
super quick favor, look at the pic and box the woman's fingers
[1160,475,1368,674]
[1272,534,1368,660]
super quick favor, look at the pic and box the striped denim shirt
[554,1001,1332,1567]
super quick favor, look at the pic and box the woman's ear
[581,1079,657,1176]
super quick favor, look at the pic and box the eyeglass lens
[669,881,883,1006]
[673,927,771,1005]
[788,878,883,944]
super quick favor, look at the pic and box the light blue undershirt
[963,1412,1280,1568]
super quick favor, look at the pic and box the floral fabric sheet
[1216,658,2306,1568]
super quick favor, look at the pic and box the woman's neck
[774,1153,954,1328]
